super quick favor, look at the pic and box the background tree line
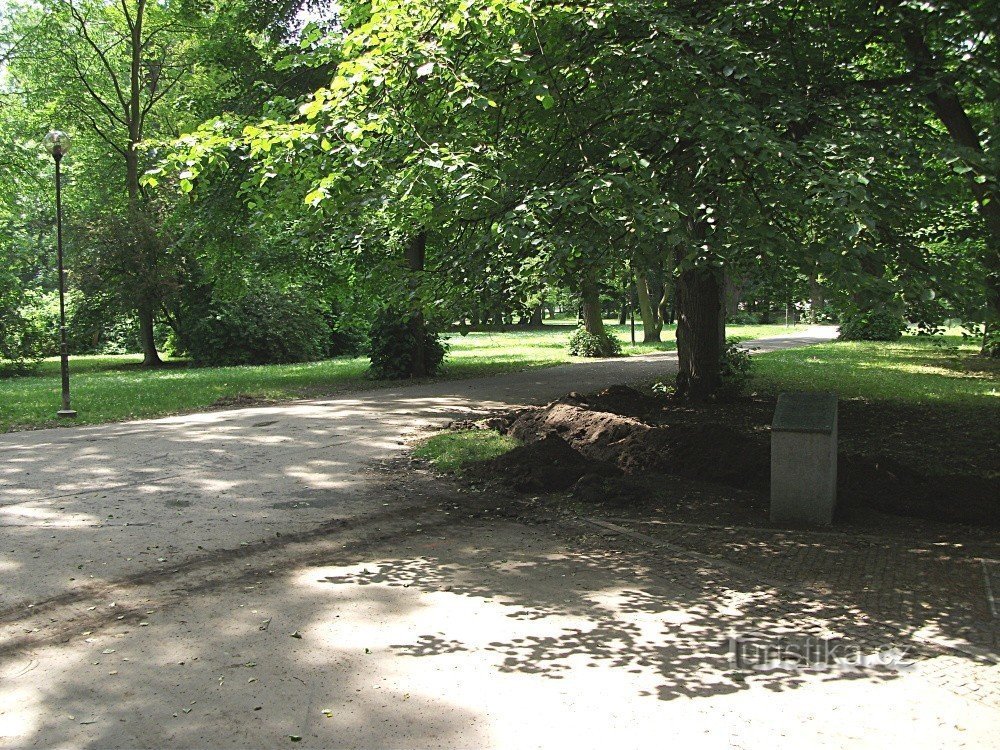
[1,0,996,398]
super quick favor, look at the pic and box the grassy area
[412,429,520,472]
[0,321,802,433]
[752,335,999,408]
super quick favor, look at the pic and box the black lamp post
[44,130,77,419]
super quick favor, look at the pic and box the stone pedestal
[770,392,838,526]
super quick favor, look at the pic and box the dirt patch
[467,432,619,493]
[467,388,999,527]
[209,393,275,410]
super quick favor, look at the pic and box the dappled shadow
[309,520,960,707]
[0,468,995,747]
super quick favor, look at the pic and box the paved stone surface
[584,517,1000,710]
[594,518,1000,654]
[1,496,995,749]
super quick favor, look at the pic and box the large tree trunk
[724,271,745,317]
[633,270,663,342]
[675,266,724,401]
[405,232,428,377]
[529,303,544,326]
[138,304,162,367]
[809,272,825,323]
[127,0,164,367]
[580,269,607,337]
[902,23,1000,355]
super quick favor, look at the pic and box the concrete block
[770,392,838,526]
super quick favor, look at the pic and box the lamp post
[44,130,77,419]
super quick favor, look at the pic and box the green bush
[983,326,1000,358]
[179,288,333,366]
[568,326,622,357]
[838,309,905,342]
[0,305,45,376]
[728,310,761,325]
[0,286,47,376]
[369,308,446,379]
[66,293,142,355]
[718,337,755,397]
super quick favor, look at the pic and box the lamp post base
[57,409,78,419]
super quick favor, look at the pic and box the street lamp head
[44,130,72,159]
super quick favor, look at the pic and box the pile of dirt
[466,432,619,493]
[508,402,650,461]
[616,425,771,491]
[558,385,665,421]
[474,386,1000,527]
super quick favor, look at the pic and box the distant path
[0,326,837,609]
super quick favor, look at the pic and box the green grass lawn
[752,335,999,408]
[412,430,520,472]
[0,321,802,433]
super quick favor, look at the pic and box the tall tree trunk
[138,304,161,367]
[633,270,662,342]
[659,276,674,327]
[580,269,607,337]
[127,0,163,367]
[902,23,1000,355]
[529,303,544,326]
[675,266,724,401]
[405,232,428,377]
[809,272,825,323]
[723,271,745,317]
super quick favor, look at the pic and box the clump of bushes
[177,288,334,366]
[0,290,47,376]
[838,309,906,342]
[982,327,1000,358]
[369,308,446,379]
[568,327,622,357]
[718,337,755,397]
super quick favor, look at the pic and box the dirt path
[12,326,992,748]
[0,327,835,610]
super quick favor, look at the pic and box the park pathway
[0,327,835,610]
[2,324,998,749]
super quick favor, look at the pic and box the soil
[465,432,619,492]
[465,385,1000,527]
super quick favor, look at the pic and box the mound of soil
[617,425,771,492]
[508,403,649,460]
[485,387,1000,527]
[559,385,665,421]
[467,432,619,493]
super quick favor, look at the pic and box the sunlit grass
[0,321,802,432]
[752,335,999,407]
[412,429,520,472]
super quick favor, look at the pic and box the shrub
[369,308,446,379]
[180,288,333,366]
[568,327,622,357]
[66,293,142,355]
[718,337,755,397]
[983,326,1000,358]
[838,309,906,342]
[728,310,761,325]
[0,291,46,377]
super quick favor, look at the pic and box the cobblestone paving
[566,515,1000,710]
